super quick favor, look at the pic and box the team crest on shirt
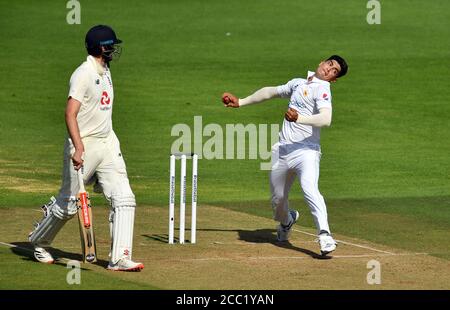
[100,91,112,110]
[303,90,308,97]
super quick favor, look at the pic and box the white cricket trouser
[57,130,133,205]
[30,130,136,258]
[270,143,330,234]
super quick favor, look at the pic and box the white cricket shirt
[68,55,114,139]
[277,71,332,151]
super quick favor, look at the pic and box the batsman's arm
[65,97,84,170]
[222,87,280,108]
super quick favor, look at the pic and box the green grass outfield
[0,0,449,289]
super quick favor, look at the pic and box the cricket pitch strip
[1,205,449,289]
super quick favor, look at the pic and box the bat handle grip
[77,168,86,193]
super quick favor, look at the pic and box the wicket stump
[169,153,198,244]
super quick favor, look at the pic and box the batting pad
[29,198,77,247]
[29,214,68,246]
[110,205,135,263]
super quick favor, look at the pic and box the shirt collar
[306,70,329,85]
[87,55,106,76]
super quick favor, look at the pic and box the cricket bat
[77,168,97,263]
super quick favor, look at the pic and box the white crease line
[167,252,431,262]
[212,241,318,245]
[293,228,395,255]
[211,241,278,246]
[332,253,429,258]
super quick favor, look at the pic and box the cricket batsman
[28,25,144,271]
[222,55,348,255]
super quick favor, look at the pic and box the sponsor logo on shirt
[100,91,112,110]
[323,93,329,101]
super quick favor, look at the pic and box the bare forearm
[239,87,279,106]
[65,98,84,151]
[65,113,84,151]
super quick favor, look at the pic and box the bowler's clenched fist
[222,92,239,108]
[284,108,299,122]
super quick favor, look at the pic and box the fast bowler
[222,55,348,256]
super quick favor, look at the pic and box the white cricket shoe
[34,247,55,264]
[318,232,337,256]
[107,258,144,272]
[276,210,300,242]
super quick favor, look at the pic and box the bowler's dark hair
[327,55,348,78]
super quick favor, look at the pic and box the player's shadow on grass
[143,228,327,259]
[9,242,109,268]
[236,228,328,259]
[144,232,201,244]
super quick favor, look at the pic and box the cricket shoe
[34,247,55,264]
[276,210,300,242]
[107,258,144,272]
[318,231,337,256]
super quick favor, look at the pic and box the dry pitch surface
[1,205,449,290]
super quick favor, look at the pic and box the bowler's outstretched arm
[222,86,279,108]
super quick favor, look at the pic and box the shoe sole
[320,250,334,256]
[107,263,144,272]
[320,245,337,256]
